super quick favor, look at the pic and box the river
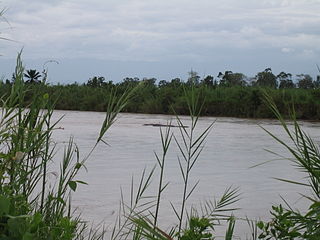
[50,110,319,239]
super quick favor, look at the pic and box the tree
[24,69,41,84]
[313,75,320,88]
[277,72,294,89]
[86,76,105,87]
[201,75,214,87]
[121,77,140,86]
[254,68,277,88]
[142,77,156,87]
[297,74,314,89]
[158,80,168,88]
[170,78,182,87]
[218,71,246,87]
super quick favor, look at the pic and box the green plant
[0,53,137,239]
[154,125,172,228]
[173,86,214,235]
[180,217,213,240]
[0,52,75,239]
[257,205,302,239]
[256,93,320,239]
[112,85,239,240]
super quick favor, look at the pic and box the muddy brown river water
[50,111,318,239]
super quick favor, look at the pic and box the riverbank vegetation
[1,68,320,120]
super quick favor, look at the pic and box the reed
[0,53,136,239]
[256,92,320,239]
[110,84,240,240]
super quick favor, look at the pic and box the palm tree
[24,69,41,84]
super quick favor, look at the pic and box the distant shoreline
[1,83,320,121]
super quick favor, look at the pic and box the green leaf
[8,218,27,238]
[76,180,88,185]
[23,232,35,240]
[43,93,49,99]
[75,162,82,170]
[0,195,10,215]
[30,212,43,231]
[256,221,264,229]
[68,181,77,192]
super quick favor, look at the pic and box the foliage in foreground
[0,53,136,239]
[256,94,320,239]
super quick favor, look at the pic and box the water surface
[51,111,319,238]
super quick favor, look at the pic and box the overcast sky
[1,0,320,83]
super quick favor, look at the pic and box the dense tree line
[1,68,320,120]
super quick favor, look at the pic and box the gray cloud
[1,0,320,82]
